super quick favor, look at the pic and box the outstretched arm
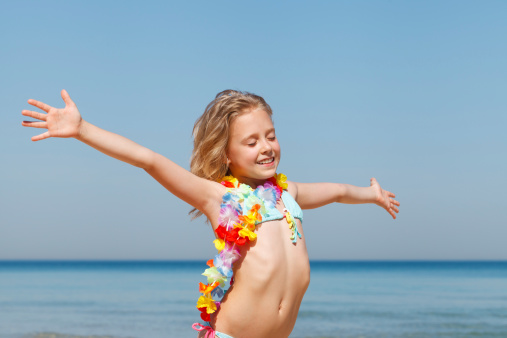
[22,90,224,216]
[294,178,400,219]
[22,89,152,166]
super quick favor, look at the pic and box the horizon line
[1,259,506,263]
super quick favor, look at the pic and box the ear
[224,152,231,165]
[223,157,230,165]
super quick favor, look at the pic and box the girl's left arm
[293,178,400,219]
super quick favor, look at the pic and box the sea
[1,261,506,338]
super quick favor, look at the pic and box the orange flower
[221,175,239,188]
[238,204,261,230]
[199,281,219,294]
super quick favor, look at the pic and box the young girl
[22,89,399,338]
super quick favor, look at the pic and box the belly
[212,218,310,338]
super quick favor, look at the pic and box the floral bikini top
[195,173,303,323]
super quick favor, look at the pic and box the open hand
[22,89,82,141]
[370,177,400,219]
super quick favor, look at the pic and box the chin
[263,166,278,178]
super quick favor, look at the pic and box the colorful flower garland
[196,173,293,322]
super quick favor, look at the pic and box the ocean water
[1,261,506,338]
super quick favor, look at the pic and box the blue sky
[1,1,506,260]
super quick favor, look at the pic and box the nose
[260,138,273,154]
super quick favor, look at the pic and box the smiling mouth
[257,157,274,165]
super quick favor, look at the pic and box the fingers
[22,109,47,121]
[31,131,51,142]
[61,89,75,106]
[385,191,399,205]
[27,99,53,113]
[387,200,399,219]
[22,121,47,129]
[370,178,400,219]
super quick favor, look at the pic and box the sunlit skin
[22,90,400,338]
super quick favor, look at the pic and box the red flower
[198,306,211,321]
[230,227,249,245]
[214,225,249,246]
[225,228,239,242]
[235,236,248,246]
[267,177,283,195]
[221,181,235,188]
[215,225,228,240]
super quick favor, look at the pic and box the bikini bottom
[216,331,234,338]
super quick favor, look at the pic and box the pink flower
[218,204,240,230]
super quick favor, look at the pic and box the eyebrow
[240,128,276,142]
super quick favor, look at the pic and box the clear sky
[1,1,506,260]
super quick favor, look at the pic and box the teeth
[258,158,274,164]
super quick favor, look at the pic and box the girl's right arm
[22,90,224,216]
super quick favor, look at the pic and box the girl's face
[226,108,280,187]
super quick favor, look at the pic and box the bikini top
[261,190,303,224]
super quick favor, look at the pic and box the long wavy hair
[189,89,273,219]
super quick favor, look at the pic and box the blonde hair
[190,89,273,219]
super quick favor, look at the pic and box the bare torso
[202,183,311,338]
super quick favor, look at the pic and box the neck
[235,176,268,189]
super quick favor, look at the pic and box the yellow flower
[236,225,257,241]
[196,294,217,314]
[213,239,225,252]
[285,211,294,227]
[238,215,255,229]
[275,173,288,190]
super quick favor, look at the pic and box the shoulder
[286,180,299,200]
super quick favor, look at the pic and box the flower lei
[196,173,296,322]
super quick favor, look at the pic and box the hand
[370,177,400,219]
[22,89,82,141]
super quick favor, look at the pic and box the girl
[22,89,400,338]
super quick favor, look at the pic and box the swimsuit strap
[281,191,303,222]
[192,323,216,338]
